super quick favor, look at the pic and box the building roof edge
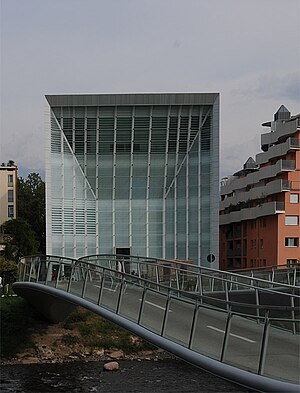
[45,92,219,107]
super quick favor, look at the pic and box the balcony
[290,138,300,148]
[219,201,285,225]
[220,159,296,196]
[256,137,300,165]
[220,179,290,210]
[261,117,299,146]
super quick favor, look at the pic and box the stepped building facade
[220,106,300,270]
[45,93,219,267]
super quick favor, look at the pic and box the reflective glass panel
[191,306,227,360]
[163,298,195,346]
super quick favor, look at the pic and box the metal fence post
[161,294,171,337]
[258,310,270,375]
[137,286,147,325]
[188,300,198,349]
[220,309,232,362]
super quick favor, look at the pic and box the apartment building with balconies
[219,106,300,269]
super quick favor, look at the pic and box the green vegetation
[1,169,45,261]
[17,172,46,254]
[1,219,39,261]
[63,308,155,352]
[0,297,48,359]
[0,298,155,361]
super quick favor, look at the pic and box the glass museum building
[45,93,219,267]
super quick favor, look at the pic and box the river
[0,359,254,392]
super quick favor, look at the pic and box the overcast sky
[1,0,299,179]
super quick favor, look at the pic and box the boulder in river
[103,361,120,371]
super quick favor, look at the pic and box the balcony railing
[256,137,300,165]
[290,138,300,148]
[220,201,285,225]
[220,159,296,196]
[281,160,296,170]
[220,179,291,210]
[261,118,299,146]
[282,180,300,191]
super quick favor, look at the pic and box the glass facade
[45,93,219,267]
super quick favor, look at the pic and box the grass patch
[61,334,79,345]
[0,297,48,359]
[63,308,156,353]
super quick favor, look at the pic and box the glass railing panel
[215,274,224,288]
[269,318,299,334]
[36,260,48,283]
[68,266,86,296]
[27,258,39,282]
[140,290,167,334]
[272,271,289,285]
[190,306,227,360]
[163,298,195,346]
[99,273,121,312]
[118,282,144,322]
[83,270,103,303]
[263,324,300,384]
[55,279,69,292]
[223,315,263,373]
[201,276,214,293]
[24,263,31,281]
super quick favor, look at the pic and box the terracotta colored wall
[247,216,278,267]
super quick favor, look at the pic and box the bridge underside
[13,282,299,393]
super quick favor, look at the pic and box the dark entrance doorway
[116,247,131,256]
[115,247,131,273]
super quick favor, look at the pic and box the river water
[1,359,254,392]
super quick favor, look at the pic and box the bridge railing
[78,254,300,290]
[229,263,300,287]
[17,254,300,385]
[18,254,300,322]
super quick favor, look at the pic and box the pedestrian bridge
[13,255,300,393]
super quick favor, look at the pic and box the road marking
[206,325,256,343]
[139,299,172,312]
[94,285,118,292]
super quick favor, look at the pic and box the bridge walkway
[13,255,300,393]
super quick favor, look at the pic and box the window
[8,174,13,186]
[285,216,299,226]
[285,238,299,247]
[287,259,298,266]
[260,239,264,248]
[260,218,266,227]
[290,193,299,204]
[7,190,14,203]
[8,205,14,217]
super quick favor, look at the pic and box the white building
[45,93,219,267]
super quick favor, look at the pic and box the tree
[18,173,46,253]
[2,219,39,260]
[0,257,18,281]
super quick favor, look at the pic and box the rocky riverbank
[1,306,174,366]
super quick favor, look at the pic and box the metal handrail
[18,255,300,313]
[77,254,300,290]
